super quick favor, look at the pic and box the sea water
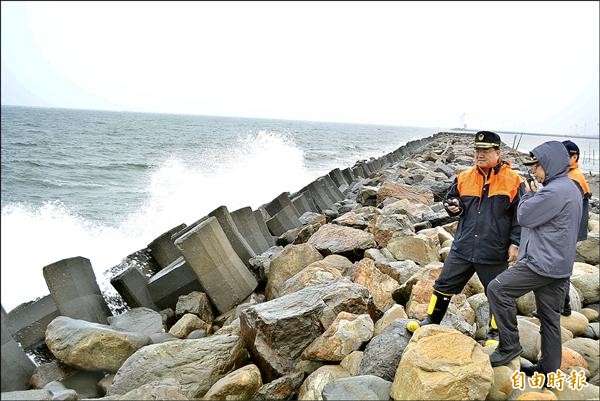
[1,105,438,311]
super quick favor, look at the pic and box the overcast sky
[2,1,599,135]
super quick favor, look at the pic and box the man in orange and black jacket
[560,140,592,316]
[408,131,525,345]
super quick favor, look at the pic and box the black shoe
[561,305,572,316]
[489,346,523,367]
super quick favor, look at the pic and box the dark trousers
[433,250,508,296]
[487,262,568,374]
[563,280,571,310]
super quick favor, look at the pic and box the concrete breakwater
[2,132,599,400]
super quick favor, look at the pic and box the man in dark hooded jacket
[487,141,582,377]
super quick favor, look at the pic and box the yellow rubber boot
[406,290,452,333]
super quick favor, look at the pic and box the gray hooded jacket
[517,141,582,278]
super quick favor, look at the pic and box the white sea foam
[0,131,323,311]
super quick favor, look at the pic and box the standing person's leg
[488,262,560,367]
[475,261,509,345]
[534,278,569,375]
[487,262,539,366]
[407,251,474,332]
[561,280,572,316]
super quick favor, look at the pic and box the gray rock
[186,329,207,339]
[322,375,392,401]
[30,361,76,390]
[42,381,77,401]
[148,332,178,344]
[159,308,175,328]
[307,224,377,259]
[45,316,151,372]
[97,374,115,396]
[102,378,188,400]
[358,319,412,381]
[108,334,247,399]
[563,337,599,377]
[248,246,284,285]
[0,390,52,400]
[107,307,164,336]
[254,371,304,401]
[174,291,215,324]
[434,164,456,179]
[240,278,377,382]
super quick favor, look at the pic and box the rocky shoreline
[2,132,599,401]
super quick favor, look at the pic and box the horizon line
[0,103,442,131]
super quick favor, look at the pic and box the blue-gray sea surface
[1,105,438,310]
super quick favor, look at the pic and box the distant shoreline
[449,128,598,140]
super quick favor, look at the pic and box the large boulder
[203,364,262,400]
[302,312,374,362]
[570,263,600,304]
[374,304,408,336]
[377,260,421,286]
[563,338,599,378]
[279,261,343,297]
[101,378,188,400]
[560,346,589,372]
[576,232,599,265]
[240,278,376,381]
[45,316,151,372]
[0,390,52,400]
[340,351,363,376]
[322,375,392,401]
[297,365,350,401]
[386,234,440,267]
[377,182,434,206]
[381,199,434,223]
[253,371,304,401]
[358,319,412,382]
[168,313,210,338]
[266,243,323,300]
[174,291,215,324]
[307,224,377,259]
[108,334,247,399]
[107,307,164,336]
[518,318,542,363]
[367,214,414,247]
[351,258,400,313]
[402,263,443,320]
[560,311,590,337]
[332,207,381,229]
[390,325,494,400]
[482,344,521,401]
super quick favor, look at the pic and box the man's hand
[524,179,538,193]
[507,244,519,262]
[444,198,461,214]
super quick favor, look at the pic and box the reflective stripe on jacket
[445,161,524,264]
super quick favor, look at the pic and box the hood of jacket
[530,141,570,184]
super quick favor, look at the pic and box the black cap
[562,140,580,156]
[474,131,501,149]
[522,152,539,166]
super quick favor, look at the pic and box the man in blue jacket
[487,141,582,376]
